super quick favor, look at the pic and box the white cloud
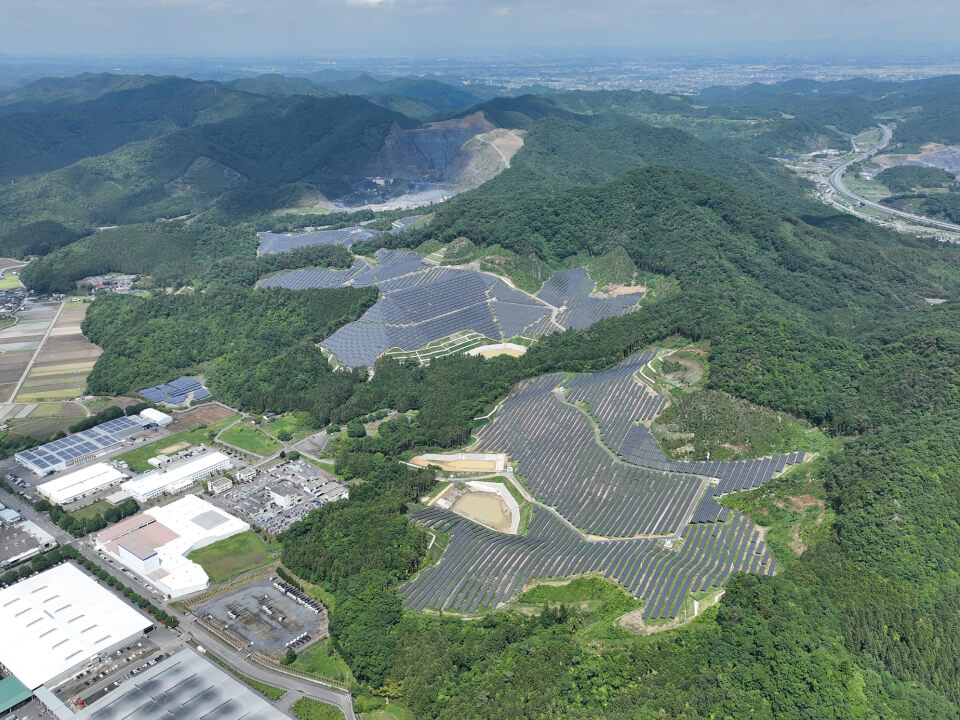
[492,6,512,15]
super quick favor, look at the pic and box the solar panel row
[257,226,375,255]
[140,376,204,404]
[16,415,147,471]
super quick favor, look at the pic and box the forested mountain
[0,94,410,234]
[0,77,264,182]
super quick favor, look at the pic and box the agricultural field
[14,302,102,403]
[115,413,239,470]
[219,422,283,455]
[187,530,276,584]
[403,349,807,619]
[0,302,59,401]
[0,272,21,290]
[0,400,87,439]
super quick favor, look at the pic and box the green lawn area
[187,530,275,584]
[70,499,113,520]
[291,698,345,720]
[265,413,314,442]
[292,640,351,682]
[115,414,239,470]
[360,703,416,720]
[0,273,21,289]
[219,423,283,455]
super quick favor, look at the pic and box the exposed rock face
[365,111,497,180]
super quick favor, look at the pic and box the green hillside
[0,94,409,233]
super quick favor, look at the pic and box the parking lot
[194,577,326,659]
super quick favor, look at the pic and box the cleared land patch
[171,403,235,430]
[447,487,513,533]
[409,452,505,473]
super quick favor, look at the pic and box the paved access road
[829,125,960,233]
[182,613,356,720]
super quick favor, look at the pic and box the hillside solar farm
[402,351,804,619]
[260,237,646,367]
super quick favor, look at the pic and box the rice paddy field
[13,302,103,403]
[0,302,59,401]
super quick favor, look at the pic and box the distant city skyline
[1,0,959,59]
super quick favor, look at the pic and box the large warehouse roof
[0,563,151,689]
[73,650,288,720]
[36,463,126,505]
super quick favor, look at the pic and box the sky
[1,0,958,58]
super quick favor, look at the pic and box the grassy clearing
[187,530,275,584]
[116,413,239,470]
[70,499,113,520]
[265,413,314,442]
[292,640,352,682]
[360,703,416,720]
[721,460,834,568]
[291,698,344,720]
[0,274,21,290]
[514,577,641,646]
[28,402,65,417]
[219,423,283,456]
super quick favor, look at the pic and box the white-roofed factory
[95,494,249,598]
[36,462,126,505]
[121,451,231,502]
[0,563,151,690]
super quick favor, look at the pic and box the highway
[828,124,960,233]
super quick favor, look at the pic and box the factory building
[95,494,248,598]
[0,563,151,690]
[15,415,150,475]
[36,463,126,505]
[121,451,231,502]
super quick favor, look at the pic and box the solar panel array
[412,350,804,618]
[472,373,702,537]
[257,246,648,366]
[16,415,147,472]
[558,292,645,330]
[257,226,375,255]
[140,376,204,404]
[536,267,595,307]
[259,259,366,290]
[389,215,426,233]
[403,505,772,618]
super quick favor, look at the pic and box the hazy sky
[1,0,958,58]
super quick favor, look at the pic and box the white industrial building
[0,563,151,689]
[139,408,173,427]
[36,463,126,505]
[121,451,231,502]
[95,494,249,598]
